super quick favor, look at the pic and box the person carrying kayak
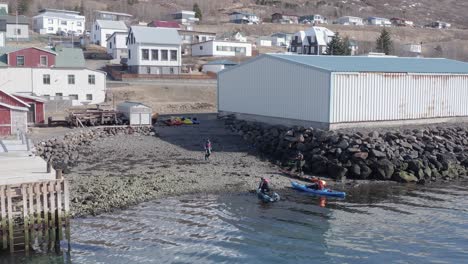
[258,177,271,194]
[307,177,327,190]
[204,139,212,161]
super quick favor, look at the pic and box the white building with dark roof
[91,20,128,47]
[126,26,182,74]
[33,9,85,35]
[107,31,128,60]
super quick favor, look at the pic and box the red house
[0,90,29,136]
[13,94,46,124]
[6,47,56,68]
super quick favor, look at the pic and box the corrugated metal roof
[268,54,468,74]
[96,20,128,30]
[0,15,29,24]
[205,60,237,65]
[148,20,180,28]
[130,26,181,45]
[34,11,85,20]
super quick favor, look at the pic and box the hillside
[9,0,468,28]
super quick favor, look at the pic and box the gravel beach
[65,114,307,217]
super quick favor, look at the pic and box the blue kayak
[291,181,346,198]
[256,189,280,203]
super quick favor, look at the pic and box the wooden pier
[0,178,70,254]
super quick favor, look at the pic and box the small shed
[117,101,152,126]
[0,90,29,136]
[13,94,46,125]
[202,60,238,73]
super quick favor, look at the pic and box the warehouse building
[218,54,468,129]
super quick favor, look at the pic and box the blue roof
[268,54,468,74]
[206,60,237,66]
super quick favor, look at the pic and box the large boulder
[393,171,418,183]
[327,163,347,181]
[370,149,387,158]
[373,159,395,180]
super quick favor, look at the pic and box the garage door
[130,113,140,125]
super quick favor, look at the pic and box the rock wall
[35,126,155,173]
[224,116,468,183]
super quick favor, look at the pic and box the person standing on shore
[293,151,305,175]
[204,139,212,161]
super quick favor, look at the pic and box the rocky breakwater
[35,126,155,173]
[224,117,468,183]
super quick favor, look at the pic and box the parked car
[67,31,80,37]
[56,30,67,36]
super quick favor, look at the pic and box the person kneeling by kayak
[307,178,326,190]
[258,177,271,194]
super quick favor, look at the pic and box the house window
[43,94,50,99]
[17,56,25,66]
[161,50,168,61]
[55,93,63,99]
[48,27,53,31]
[151,49,158,60]
[68,75,75,84]
[216,46,222,51]
[77,22,82,26]
[88,75,95,85]
[48,19,54,24]
[109,42,112,49]
[170,68,174,74]
[128,50,131,59]
[146,67,151,74]
[86,94,93,100]
[141,49,149,60]
[69,94,78,100]
[200,46,203,50]
[40,55,47,66]
[170,50,177,61]
[61,20,67,25]
[15,29,21,35]
[105,34,111,39]
[43,74,50,84]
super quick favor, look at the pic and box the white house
[0,47,106,105]
[300,15,327,24]
[271,32,293,47]
[191,40,252,57]
[256,36,272,47]
[429,21,451,29]
[367,17,392,26]
[107,31,128,60]
[0,15,30,41]
[289,27,335,55]
[337,16,364,26]
[33,9,85,35]
[172,10,199,25]
[126,26,182,75]
[94,10,132,22]
[91,20,128,47]
[219,31,247,42]
[202,60,237,73]
[229,12,260,24]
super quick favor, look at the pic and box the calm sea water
[5,181,468,264]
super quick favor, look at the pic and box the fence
[106,65,216,81]
[0,178,70,253]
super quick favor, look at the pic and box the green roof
[268,54,468,74]
[53,47,85,68]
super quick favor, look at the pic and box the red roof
[148,20,181,29]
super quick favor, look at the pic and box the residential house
[126,26,182,74]
[390,18,414,27]
[256,36,272,47]
[147,20,181,29]
[172,10,199,25]
[401,43,422,57]
[428,21,451,29]
[91,20,128,47]
[271,32,293,47]
[219,31,247,42]
[299,15,327,25]
[337,16,364,26]
[94,10,132,22]
[191,40,252,57]
[0,15,30,41]
[107,31,128,60]
[289,27,335,55]
[348,39,359,55]
[271,13,299,24]
[33,9,85,35]
[202,60,237,73]
[0,47,106,105]
[178,29,216,56]
[367,17,392,26]
[229,12,260,24]
[0,3,8,15]
[0,89,28,136]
